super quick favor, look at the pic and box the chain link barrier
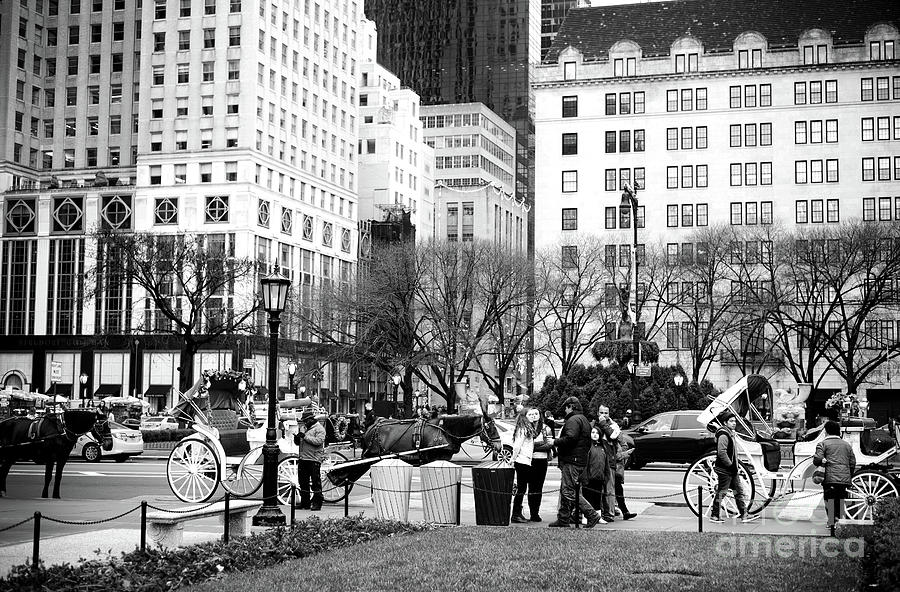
[0,515,34,533]
[41,505,141,525]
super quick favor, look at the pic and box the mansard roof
[544,0,900,62]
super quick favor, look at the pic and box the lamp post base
[252,505,286,527]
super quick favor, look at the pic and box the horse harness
[0,414,86,449]
[367,416,498,458]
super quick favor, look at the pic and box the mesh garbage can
[370,459,414,521]
[471,461,515,526]
[421,461,462,525]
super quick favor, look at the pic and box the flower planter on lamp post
[253,267,291,527]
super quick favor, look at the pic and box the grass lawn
[189,527,860,592]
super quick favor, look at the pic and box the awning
[94,384,122,397]
[48,384,73,397]
[144,385,171,398]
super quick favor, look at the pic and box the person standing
[614,430,638,520]
[549,396,603,528]
[595,407,619,522]
[528,410,554,522]
[710,411,758,523]
[510,407,537,523]
[581,425,610,524]
[294,408,326,510]
[813,420,856,529]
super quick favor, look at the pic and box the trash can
[370,459,414,521]
[471,461,515,526]
[421,461,462,525]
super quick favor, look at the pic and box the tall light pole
[253,267,291,527]
[620,183,641,409]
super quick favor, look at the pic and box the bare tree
[87,230,258,391]
[807,221,900,395]
[534,235,619,378]
[468,244,537,407]
[657,224,743,382]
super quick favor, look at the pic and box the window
[605,131,616,154]
[203,28,215,48]
[667,167,678,189]
[229,26,240,46]
[202,61,214,81]
[561,246,578,269]
[730,86,741,108]
[795,161,808,184]
[862,157,875,181]
[667,128,678,150]
[205,196,228,222]
[825,119,838,143]
[826,159,839,183]
[635,130,645,152]
[795,82,807,105]
[730,163,742,186]
[826,199,839,223]
[153,66,164,85]
[561,171,577,193]
[796,201,808,224]
[561,96,577,118]
[620,130,631,152]
[562,133,577,155]
[682,204,694,227]
[563,61,576,81]
[605,207,616,229]
[154,0,165,18]
[667,90,678,112]
[861,78,874,101]
[810,160,823,183]
[810,81,822,104]
[730,203,742,225]
[177,63,189,83]
[826,80,837,103]
[667,205,678,227]
[227,60,239,80]
[204,0,215,14]
[561,208,577,230]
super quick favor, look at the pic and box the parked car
[121,418,141,429]
[625,410,715,469]
[140,416,179,431]
[71,421,144,462]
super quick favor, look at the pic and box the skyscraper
[364,0,539,245]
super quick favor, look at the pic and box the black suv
[626,410,715,469]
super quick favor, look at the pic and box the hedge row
[859,496,900,591]
[0,516,434,592]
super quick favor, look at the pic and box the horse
[0,410,111,498]
[327,403,501,487]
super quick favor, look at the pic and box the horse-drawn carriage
[165,370,357,504]
[682,374,900,520]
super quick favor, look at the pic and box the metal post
[140,501,147,552]
[631,197,640,410]
[253,313,287,526]
[291,485,296,525]
[223,492,231,542]
[344,483,349,517]
[698,486,703,532]
[32,512,41,568]
[455,479,462,526]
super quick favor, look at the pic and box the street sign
[50,361,63,382]
[242,358,255,370]
[635,365,652,377]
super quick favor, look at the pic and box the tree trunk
[178,341,198,393]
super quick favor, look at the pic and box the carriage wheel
[276,455,300,505]
[683,454,756,519]
[321,451,350,504]
[167,439,219,503]
[844,470,899,521]
[743,463,776,516]
[221,446,264,498]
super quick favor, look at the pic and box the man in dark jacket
[710,411,757,523]
[549,396,603,528]
[813,420,856,528]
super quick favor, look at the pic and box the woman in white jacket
[511,407,555,523]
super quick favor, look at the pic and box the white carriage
[682,374,899,520]
[165,371,353,504]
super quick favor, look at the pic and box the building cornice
[533,59,900,90]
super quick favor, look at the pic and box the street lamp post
[253,267,291,527]
[287,360,296,398]
[79,373,88,406]
[620,183,641,408]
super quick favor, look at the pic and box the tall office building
[363,0,539,234]
[0,0,365,413]
[533,0,900,419]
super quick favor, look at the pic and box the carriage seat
[208,410,250,456]
[860,428,895,457]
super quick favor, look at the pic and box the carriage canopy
[697,374,773,438]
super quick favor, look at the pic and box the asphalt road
[0,457,689,546]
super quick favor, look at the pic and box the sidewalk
[0,487,843,577]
